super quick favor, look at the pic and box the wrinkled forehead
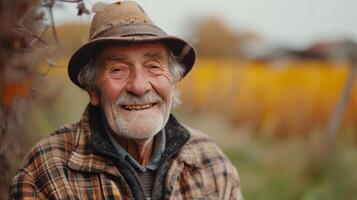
[96,41,171,62]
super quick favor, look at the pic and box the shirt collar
[106,126,166,172]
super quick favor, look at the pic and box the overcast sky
[53,0,357,48]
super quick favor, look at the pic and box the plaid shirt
[10,105,243,199]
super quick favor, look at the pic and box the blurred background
[1,0,357,199]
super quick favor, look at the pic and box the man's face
[92,42,175,140]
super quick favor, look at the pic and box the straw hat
[68,1,196,88]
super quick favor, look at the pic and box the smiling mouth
[122,103,157,111]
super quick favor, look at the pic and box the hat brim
[68,36,196,89]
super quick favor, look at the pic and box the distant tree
[191,17,258,58]
[44,23,90,56]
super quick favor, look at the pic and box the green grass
[224,135,357,200]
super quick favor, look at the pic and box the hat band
[91,24,168,40]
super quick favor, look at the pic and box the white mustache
[115,92,163,106]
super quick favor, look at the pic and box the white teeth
[123,104,153,110]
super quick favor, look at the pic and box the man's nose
[126,69,151,96]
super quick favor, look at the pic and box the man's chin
[112,115,165,139]
[115,124,162,140]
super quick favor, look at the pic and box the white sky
[53,0,357,48]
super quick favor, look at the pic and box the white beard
[101,92,172,140]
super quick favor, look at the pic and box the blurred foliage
[0,0,44,197]
[192,17,259,58]
[43,23,89,56]
[180,59,357,136]
[225,134,357,200]
[0,1,89,199]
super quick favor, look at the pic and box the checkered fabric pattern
[10,106,243,199]
[164,127,244,200]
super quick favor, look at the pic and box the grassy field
[175,111,357,200]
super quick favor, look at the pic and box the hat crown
[68,1,196,89]
[90,1,153,40]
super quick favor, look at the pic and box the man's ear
[171,84,181,108]
[87,90,100,105]
[173,81,178,89]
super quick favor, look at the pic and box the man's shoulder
[184,126,222,153]
[178,125,240,184]
[18,122,80,174]
[185,126,216,147]
[181,126,235,168]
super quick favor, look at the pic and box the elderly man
[10,1,243,199]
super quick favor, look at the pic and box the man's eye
[111,68,124,72]
[109,67,127,78]
[148,65,162,71]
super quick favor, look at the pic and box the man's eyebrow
[106,54,127,61]
[143,51,165,60]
